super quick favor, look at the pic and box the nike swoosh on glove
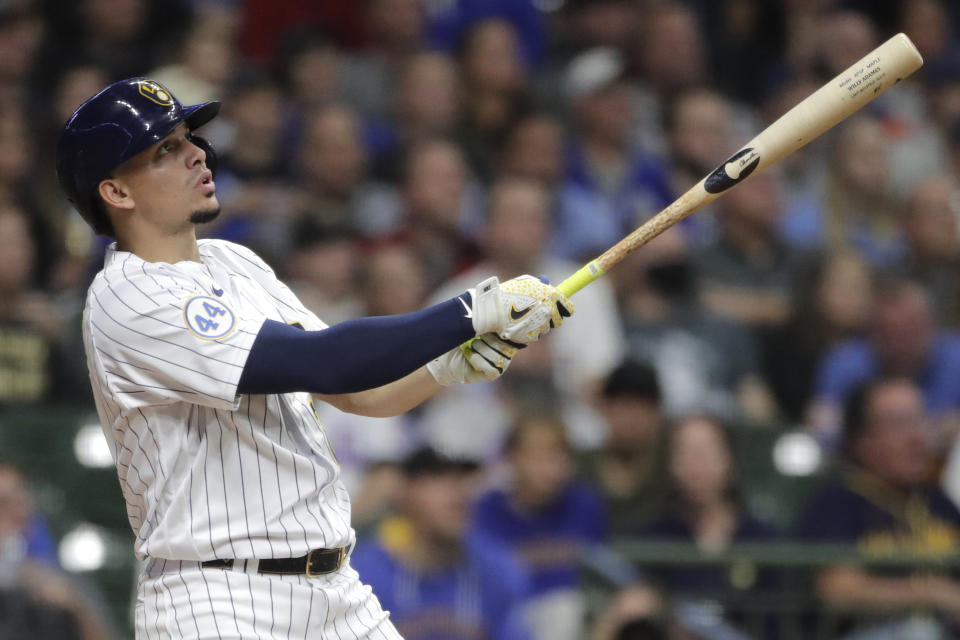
[463,275,574,343]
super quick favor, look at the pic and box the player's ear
[98,177,135,211]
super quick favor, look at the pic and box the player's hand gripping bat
[556,32,923,298]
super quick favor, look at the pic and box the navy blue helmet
[56,77,220,236]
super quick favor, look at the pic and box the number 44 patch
[184,296,236,339]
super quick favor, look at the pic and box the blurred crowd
[3,0,960,638]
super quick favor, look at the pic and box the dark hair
[602,359,662,403]
[503,414,570,455]
[665,413,742,508]
[402,446,479,478]
[615,618,668,640]
[785,250,872,356]
[226,66,280,100]
[87,193,116,237]
[289,215,355,252]
[841,376,915,457]
[276,28,335,89]
[455,17,518,63]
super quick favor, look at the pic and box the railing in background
[584,539,960,640]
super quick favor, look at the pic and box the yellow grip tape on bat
[557,261,604,298]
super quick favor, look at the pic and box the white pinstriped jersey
[82,239,354,562]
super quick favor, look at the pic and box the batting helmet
[56,77,221,237]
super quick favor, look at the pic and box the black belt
[201,546,348,577]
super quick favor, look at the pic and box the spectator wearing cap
[796,377,960,637]
[471,416,607,640]
[351,447,532,640]
[558,47,673,264]
[578,360,669,536]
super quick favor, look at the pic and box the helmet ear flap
[187,134,218,176]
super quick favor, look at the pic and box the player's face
[114,123,220,233]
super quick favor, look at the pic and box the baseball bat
[556,32,923,298]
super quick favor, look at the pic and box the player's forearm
[237,297,474,396]
[316,367,444,417]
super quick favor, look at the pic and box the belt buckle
[305,547,344,578]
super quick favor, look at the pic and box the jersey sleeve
[85,269,262,410]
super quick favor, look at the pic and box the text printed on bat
[839,57,886,98]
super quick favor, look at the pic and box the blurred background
[3,0,960,638]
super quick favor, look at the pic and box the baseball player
[56,77,574,639]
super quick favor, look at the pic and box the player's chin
[189,203,221,225]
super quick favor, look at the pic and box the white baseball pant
[136,558,403,639]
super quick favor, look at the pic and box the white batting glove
[466,275,574,344]
[427,333,522,385]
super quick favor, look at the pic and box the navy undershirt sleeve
[236,296,475,395]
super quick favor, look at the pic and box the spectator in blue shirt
[352,447,532,640]
[471,415,607,640]
[556,47,673,263]
[808,277,960,444]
